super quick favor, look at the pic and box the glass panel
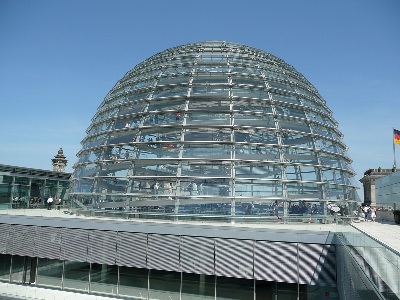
[188,98,230,110]
[231,76,264,86]
[283,147,318,164]
[216,276,253,299]
[12,185,30,206]
[149,269,180,300]
[37,258,63,288]
[186,112,231,126]
[14,177,30,185]
[181,163,231,177]
[118,266,148,298]
[279,118,311,133]
[182,273,215,299]
[73,164,99,178]
[158,75,190,85]
[63,261,90,292]
[180,179,231,197]
[192,86,229,96]
[256,280,276,300]
[90,263,118,296]
[0,254,11,282]
[271,93,299,105]
[276,282,301,300]
[281,132,314,148]
[0,175,13,184]
[96,177,129,195]
[0,184,12,206]
[184,129,230,142]
[235,165,282,179]
[153,86,188,98]
[236,202,276,216]
[182,144,231,159]
[235,180,283,197]
[232,87,265,98]
[10,255,35,284]
[286,182,322,198]
[232,99,273,113]
[285,165,317,181]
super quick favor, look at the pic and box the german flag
[395,128,400,145]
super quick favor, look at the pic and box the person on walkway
[363,205,370,221]
[168,183,173,200]
[55,197,61,210]
[187,182,193,195]
[370,207,377,222]
[47,196,54,210]
[153,182,159,199]
[192,182,198,195]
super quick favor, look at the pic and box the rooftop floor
[1,208,400,253]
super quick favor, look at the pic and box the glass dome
[70,41,358,219]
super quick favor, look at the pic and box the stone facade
[359,167,396,206]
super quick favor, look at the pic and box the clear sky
[1,0,399,198]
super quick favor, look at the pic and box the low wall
[377,210,395,222]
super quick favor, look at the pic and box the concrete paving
[1,209,399,299]
[352,219,400,254]
[0,208,338,232]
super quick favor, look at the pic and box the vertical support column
[10,175,16,208]
[27,178,32,209]
[228,56,235,218]
[199,274,206,296]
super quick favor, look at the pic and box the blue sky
[0,0,399,197]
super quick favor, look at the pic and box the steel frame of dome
[70,41,358,219]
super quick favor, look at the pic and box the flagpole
[394,127,397,169]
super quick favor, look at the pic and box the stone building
[51,148,68,172]
[359,167,396,206]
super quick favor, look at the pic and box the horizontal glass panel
[281,132,314,148]
[153,86,188,98]
[192,86,229,96]
[231,76,265,86]
[216,276,253,300]
[186,113,231,125]
[192,75,228,84]
[286,165,319,181]
[236,164,282,178]
[149,269,180,300]
[180,163,231,177]
[118,266,148,298]
[148,99,186,112]
[14,177,30,185]
[275,105,305,118]
[279,118,311,133]
[188,98,230,110]
[235,180,283,197]
[231,87,265,98]
[286,182,322,198]
[182,273,215,299]
[180,179,231,197]
[158,76,190,85]
[271,92,299,104]
[96,177,129,194]
[118,102,147,115]
[184,129,231,142]
[182,144,231,159]
[37,258,62,288]
[63,261,89,292]
[131,162,178,177]
[90,263,118,296]
[232,99,272,113]
[70,179,94,193]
